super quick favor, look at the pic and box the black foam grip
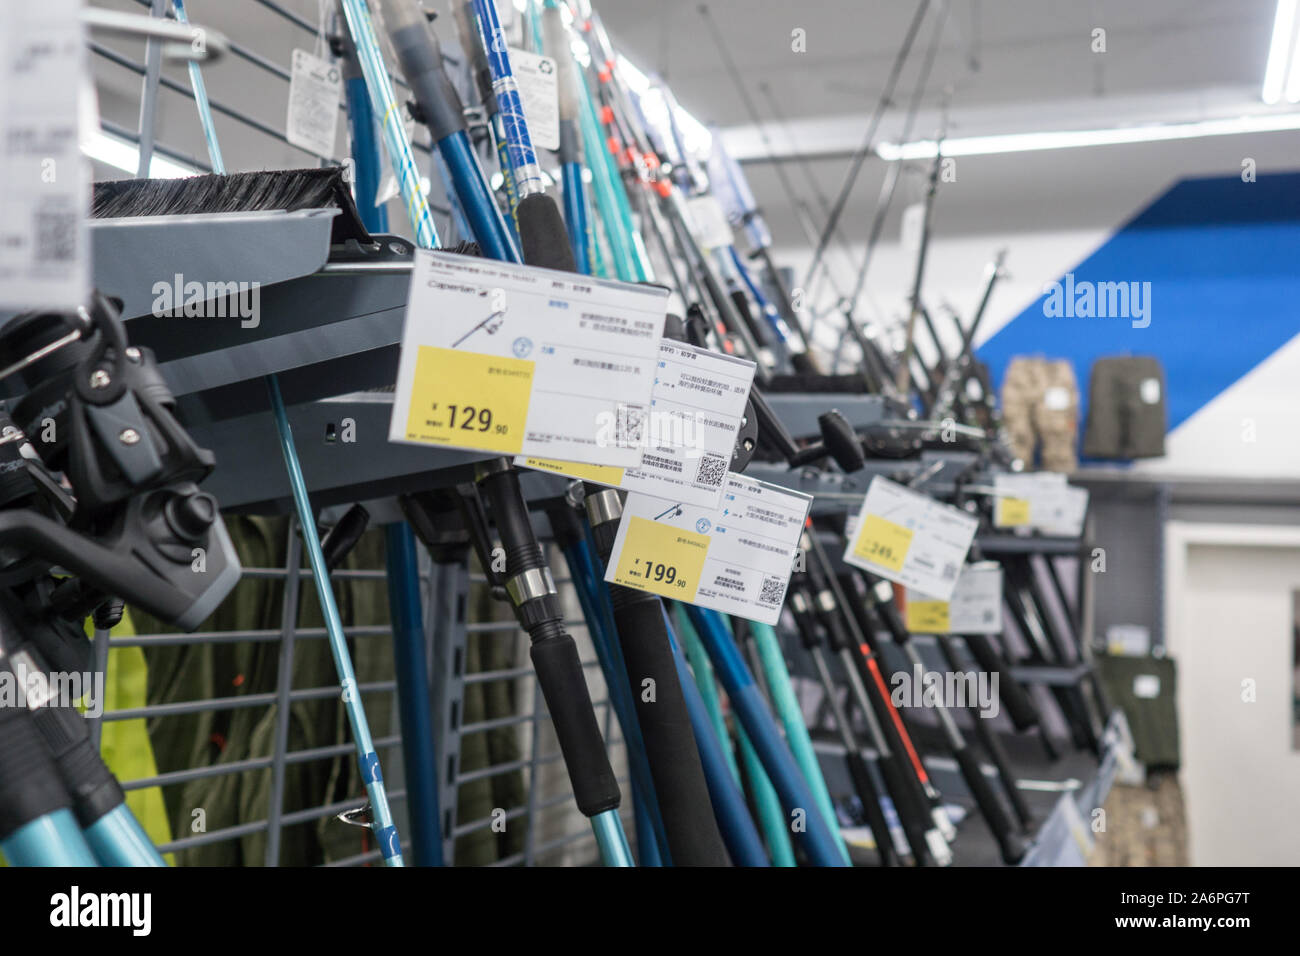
[844,750,896,866]
[876,745,936,866]
[518,193,578,273]
[952,743,1026,865]
[32,703,124,827]
[611,590,729,865]
[530,635,621,817]
[0,706,72,839]
[962,633,1041,732]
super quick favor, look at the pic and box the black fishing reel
[0,292,240,630]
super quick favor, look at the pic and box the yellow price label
[996,496,1031,527]
[612,516,710,601]
[522,457,625,486]
[852,514,913,573]
[404,346,533,452]
[905,600,951,634]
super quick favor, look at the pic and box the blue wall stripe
[977,172,1300,443]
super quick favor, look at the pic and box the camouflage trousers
[1000,356,1079,472]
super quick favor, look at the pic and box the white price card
[510,48,559,152]
[604,474,812,626]
[286,49,342,159]
[685,195,735,250]
[0,0,88,311]
[903,562,1003,634]
[520,340,755,508]
[993,471,1088,536]
[390,250,667,463]
[843,476,978,601]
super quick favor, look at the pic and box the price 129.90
[634,558,685,588]
[445,404,509,435]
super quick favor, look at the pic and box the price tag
[390,251,667,463]
[510,48,559,152]
[612,516,710,600]
[685,195,735,250]
[605,474,812,625]
[404,347,533,452]
[0,0,88,311]
[844,476,978,601]
[993,472,1088,535]
[286,49,342,159]
[905,600,950,633]
[996,496,1031,527]
[853,514,912,572]
[904,562,1003,634]
[520,340,755,508]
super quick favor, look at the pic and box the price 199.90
[635,558,684,588]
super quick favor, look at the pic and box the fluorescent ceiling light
[81,130,201,179]
[874,111,1300,160]
[1264,0,1299,104]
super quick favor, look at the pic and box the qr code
[758,575,787,606]
[616,403,646,448]
[694,453,728,488]
[941,562,959,582]
[35,207,77,263]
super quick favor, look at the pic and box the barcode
[758,575,787,606]
[35,207,77,263]
[694,453,728,488]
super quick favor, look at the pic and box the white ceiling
[85,0,1300,253]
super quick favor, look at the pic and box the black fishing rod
[785,582,899,864]
[838,562,1028,864]
[800,0,935,300]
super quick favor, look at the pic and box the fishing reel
[0,292,241,631]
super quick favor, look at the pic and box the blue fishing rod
[541,0,592,274]
[683,605,849,867]
[173,0,405,866]
[348,0,631,867]
[544,501,670,865]
[335,1,444,866]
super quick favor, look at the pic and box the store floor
[1089,775,1188,867]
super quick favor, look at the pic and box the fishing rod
[800,0,935,301]
[170,0,406,866]
[575,6,771,375]
[795,536,952,865]
[840,562,1028,864]
[541,0,593,274]
[334,8,444,866]
[374,0,517,260]
[448,0,523,235]
[895,108,948,395]
[785,581,903,864]
[452,10,728,863]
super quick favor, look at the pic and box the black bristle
[91,167,373,245]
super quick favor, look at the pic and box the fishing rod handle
[961,632,1043,732]
[0,699,74,845]
[874,736,942,866]
[844,749,897,866]
[379,0,467,142]
[607,586,729,865]
[951,741,1027,865]
[478,464,620,817]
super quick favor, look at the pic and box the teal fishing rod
[351,0,632,865]
[173,0,404,866]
